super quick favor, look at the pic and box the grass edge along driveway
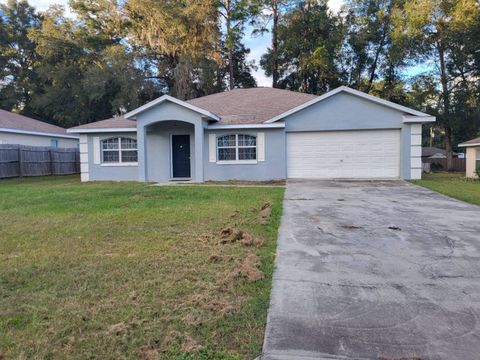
[411,172,480,206]
[0,176,285,360]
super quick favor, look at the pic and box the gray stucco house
[67,86,434,182]
[0,109,79,147]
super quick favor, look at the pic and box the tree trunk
[437,40,454,171]
[366,28,387,92]
[444,126,454,171]
[271,0,279,88]
[226,0,234,90]
[228,50,234,90]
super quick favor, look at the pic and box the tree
[254,0,293,87]
[126,0,221,99]
[260,0,343,93]
[339,0,410,99]
[217,0,260,89]
[396,0,480,170]
[230,41,257,88]
[0,0,41,115]
[28,4,154,126]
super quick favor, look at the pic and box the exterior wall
[283,92,421,180]
[79,135,89,182]
[466,147,479,178]
[83,132,138,181]
[204,128,286,181]
[285,93,404,132]
[146,121,195,182]
[409,124,422,179]
[135,101,206,182]
[0,131,78,147]
[76,92,430,183]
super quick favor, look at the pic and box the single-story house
[422,146,459,159]
[458,137,480,178]
[0,109,79,147]
[67,86,435,182]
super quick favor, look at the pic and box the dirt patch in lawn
[258,202,272,225]
[228,253,264,282]
[220,227,264,247]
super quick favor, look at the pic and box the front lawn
[0,176,284,359]
[412,172,480,206]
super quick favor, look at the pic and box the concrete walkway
[262,180,480,360]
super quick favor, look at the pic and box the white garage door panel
[287,130,401,179]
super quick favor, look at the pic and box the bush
[475,166,480,179]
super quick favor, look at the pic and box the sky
[1,0,345,87]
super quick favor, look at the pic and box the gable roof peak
[265,85,433,123]
[124,94,220,121]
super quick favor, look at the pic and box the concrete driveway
[262,180,480,360]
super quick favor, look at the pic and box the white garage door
[287,129,401,179]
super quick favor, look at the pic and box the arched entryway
[143,120,196,182]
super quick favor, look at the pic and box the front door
[172,135,191,178]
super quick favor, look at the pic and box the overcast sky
[1,0,345,87]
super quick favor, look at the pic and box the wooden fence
[0,144,79,179]
[423,157,466,172]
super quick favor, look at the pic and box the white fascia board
[265,86,432,123]
[206,123,285,130]
[124,94,220,121]
[67,128,137,134]
[403,115,436,123]
[458,142,480,147]
[0,127,79,139]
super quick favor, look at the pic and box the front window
[476,149,480,171]
[217,134,256,162]
[101,137,137,163]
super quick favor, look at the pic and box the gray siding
[204,128,286,181]
[0,131,78,148]
[135,101,206,182]
[283,92,418,179]
[285,92,404,132]
[146,121,195,182]
[87,132,138,181]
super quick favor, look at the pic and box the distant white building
[0,109,78,147]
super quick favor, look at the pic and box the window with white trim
[217,134,256,162]
[101,137,137,163]
[476,149,480,171]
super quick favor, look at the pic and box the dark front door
[172,135,191,178]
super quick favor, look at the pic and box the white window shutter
[93,137,100,164]
[257,132,265,161]
[209,133,216,162]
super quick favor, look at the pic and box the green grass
[412,172,480,206]
[0,176,285,359]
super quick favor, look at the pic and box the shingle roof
[0,109,68,135]
[459,137,480,147]
[68,88,318,131]
[422,147,458,157]
[187,88,317,124]
[69,117,136,131]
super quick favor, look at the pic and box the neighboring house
[0,109,79,147]
[458,137,480,178]
[422,146,458,160]
[67,86,435,183]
